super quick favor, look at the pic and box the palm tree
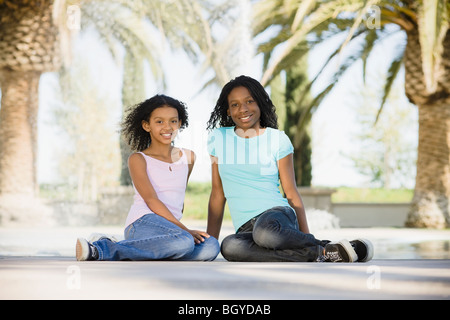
[253,0,450,228]
[0,0,61,222]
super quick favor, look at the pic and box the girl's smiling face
[142,105,181,145]
[227,86,261,131]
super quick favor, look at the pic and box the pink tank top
[125,149,189,228]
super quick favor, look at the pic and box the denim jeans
[93,213,220,261]
[221,206,329,262]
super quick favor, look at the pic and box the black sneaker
[76,238,99,261]
[350,238,374,262]
[317,239,358,262]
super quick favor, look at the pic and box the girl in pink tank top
[76,95,219,261]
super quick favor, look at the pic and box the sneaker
[317,239,358,262]
[350,238,374,262]
[76,238,99,261]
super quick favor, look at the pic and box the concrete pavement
[1,222,450,300]
[1,256,449,299]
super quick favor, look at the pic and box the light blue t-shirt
[207,127,294,231]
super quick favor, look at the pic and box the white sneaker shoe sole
[76,238,90,261]
[338,239,358,262]
[354,238,374,262]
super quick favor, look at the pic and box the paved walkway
[1,222,450,300]
[1,257,449,300]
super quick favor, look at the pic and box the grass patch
[184,182,231,220]
[39,184,78,201]
[331,187,413,203]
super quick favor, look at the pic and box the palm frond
[292,36,373,147]
[417,0,449,93]
[361,28,379,83]
[260,0,369,85]
[339,0,381,52]
[292,0,317,31]
[376,45,405,123]
[253,0,289,34]
[80,1,164,83]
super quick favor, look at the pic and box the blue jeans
[93,214,220,261]
[221,206,328,262]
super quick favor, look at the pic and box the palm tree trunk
[0,0,60,224]
[404,28,450,228]
[0,69,54,225]
[405,101,450,228]
[0,68,40,197]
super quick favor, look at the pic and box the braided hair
[121,94,188,151]
[207,75,278,130]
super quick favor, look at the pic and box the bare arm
[185,148,196,182]
[182,148,196,213]
[278,153,310,234]
[207,157,226,239]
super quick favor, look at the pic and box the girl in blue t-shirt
[206,75,373,262]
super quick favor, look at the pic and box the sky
[35,15,418,189]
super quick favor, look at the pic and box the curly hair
[206,75,278,130]
[121,94,189,151]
